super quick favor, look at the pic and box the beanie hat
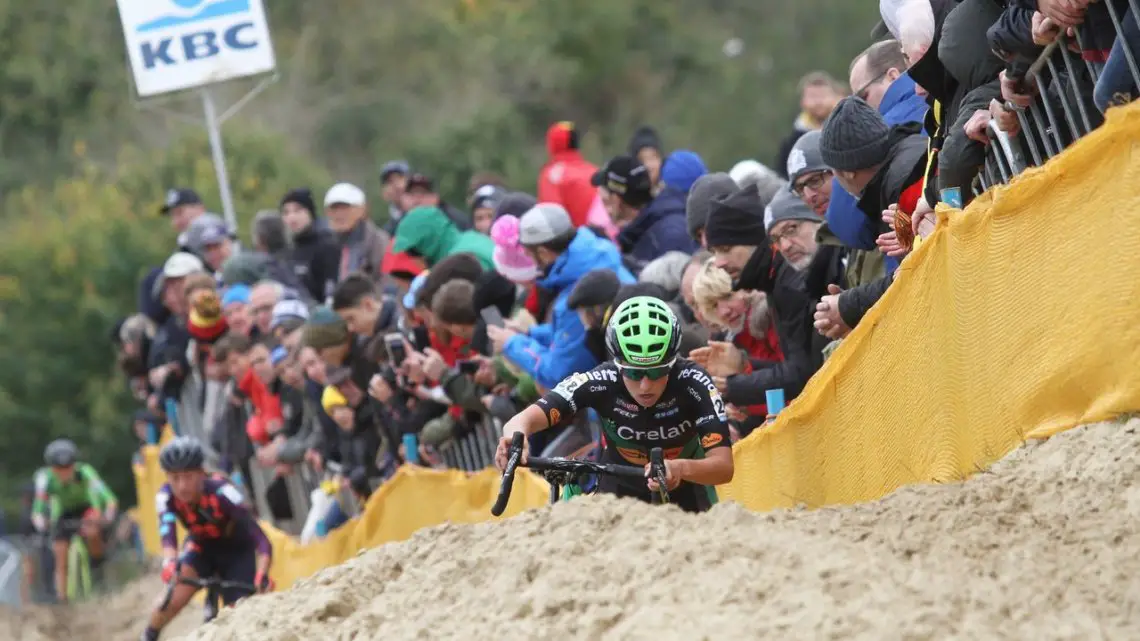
[493,192,538,220]
[222,284,251,307]
[188,289,228,343]
[660,150,708,194]
[519,203,575,246]
[704,184,769,248]
[819,96,892,172]
[638,251,692,296]
[597,155,653,207]
[280,188,317,218]
[786,130,830,185]
[271,298,310,331]
[489,215,540,283]
[627,125,662,156]
[686,173,738,240]
[567,269,622,311]
[729,160,787,208]
[302,306,350,349]
[764,188,824,234]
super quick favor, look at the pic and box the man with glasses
[495,296,734,513]
[827,39,929,275]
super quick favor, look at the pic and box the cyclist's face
[168,469,206,502]
[620,367,671,407]
[52,465,75,482]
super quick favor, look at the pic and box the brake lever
[649,447,670,504]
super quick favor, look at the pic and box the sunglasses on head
[615,359,674,381]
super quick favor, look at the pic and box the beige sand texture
[161,418,1140,641]
[1,574,201,641]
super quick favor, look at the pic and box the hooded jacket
[391,206,495,270]
[617,187,696,272]
[825,73,928,274]
[503,228,635,389]
[335,218,390,284]
[288,223,341,302]
[538,124,598,228]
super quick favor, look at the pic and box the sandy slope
[8,418,1140,640]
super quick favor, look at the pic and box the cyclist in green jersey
[495,296,734,512]
[32,439,119,603]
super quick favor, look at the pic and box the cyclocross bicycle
[492,432,670,516]
[51,516,97,603]
[158,558,257,623]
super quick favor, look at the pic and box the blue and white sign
[117,0,276,97]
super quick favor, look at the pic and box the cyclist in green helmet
[495,295,734,512]
[31,439,119,603]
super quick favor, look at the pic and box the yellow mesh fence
[719,101,1140,509]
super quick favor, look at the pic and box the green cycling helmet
[605,296,681,367]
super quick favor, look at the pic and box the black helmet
[44,439,78,467]
[159,436,206,472]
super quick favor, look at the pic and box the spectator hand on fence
[368,374,394,403]
[1036,0,1087,29]
[305,448,324,473]
[989,99,1021,137]
[689,341,745,377]
[1031,11,1062,45]
[965,109,993,144]
[420,348,449,381]
[814,285,852,340]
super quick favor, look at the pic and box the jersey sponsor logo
[614,407,638,419]
[680,367,714,389]
[548,408,562,425]
[585,369,619,382]
[616,422,692,442]
[656,397,676,409]
[616,445,685,465]
[616,399,640,412]
[695,414,718,426]
[156,490,170,512]
[654,407,679,419]
[686,386,701,402]
[701,433,724,449]
[589,385,607,392]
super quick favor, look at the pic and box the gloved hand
[31,514,47,533]
[161,558,178,584]
[254,569,274,594]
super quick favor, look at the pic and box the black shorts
[52,506,92,542]
[180,539,257,605]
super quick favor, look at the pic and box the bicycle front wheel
[66,535,93,602]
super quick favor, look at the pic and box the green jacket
[391,206,495,269]
[817,222,885,289]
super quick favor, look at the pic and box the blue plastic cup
[403,433,420,465]
[765,389,786,415]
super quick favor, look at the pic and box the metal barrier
[977,13,1139,194]
[0,539,23,608]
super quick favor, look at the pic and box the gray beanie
[763,188,823,234]
[786,130,830,185]
[685,173,738,240]
[819,96,892,172]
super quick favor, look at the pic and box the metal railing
[0,539,23,607]
[976,10,1139,194]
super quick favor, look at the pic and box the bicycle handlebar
[491,432,669,516]
[158,558,257,611]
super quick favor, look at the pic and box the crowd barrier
[719,99,1140,509]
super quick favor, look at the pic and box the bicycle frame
[491,432,670,516]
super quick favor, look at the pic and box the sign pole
[200,87,239,235]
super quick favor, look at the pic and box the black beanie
[627,125,662,156]
[819,97,892,172]
[494,192,538,220]
[280,188,318,218]
[567,269,622,311]
[703,184,769,248]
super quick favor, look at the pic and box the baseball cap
[403,271,430,310]
[598,155,653,204]
[519,203,574,246]
[270,298,310,331]
[184,213,231,254]
[470,184,507,211]
[160,188,202,215]
[324,182,366,207]
[152,252,206,297]
[405,173,435,192]
[380,160,410,182]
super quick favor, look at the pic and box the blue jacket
[503,229,635,389]
[617,187,696,271]
[825,73,929,274]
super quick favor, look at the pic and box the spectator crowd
[107,0,1139,536]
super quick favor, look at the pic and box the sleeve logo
[701,433,724,449]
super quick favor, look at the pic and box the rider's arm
[80,464,119,516]
[677,370,735,487]
[31,469,57,529]
[501,405,553,438]
[155,487,180,560]
[216,482,273,571]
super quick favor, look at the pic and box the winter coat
[335,218,391,283]
[391,206,495,270]
[503,228,635,389]
[539,149,598,228]
[617,187,696,271]
[856,124,930,223]
[288,223,341,302]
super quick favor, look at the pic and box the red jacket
[429,330,474,420]
[538,123,597,228]
[237,369,282,445]
[733,308,784,418]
